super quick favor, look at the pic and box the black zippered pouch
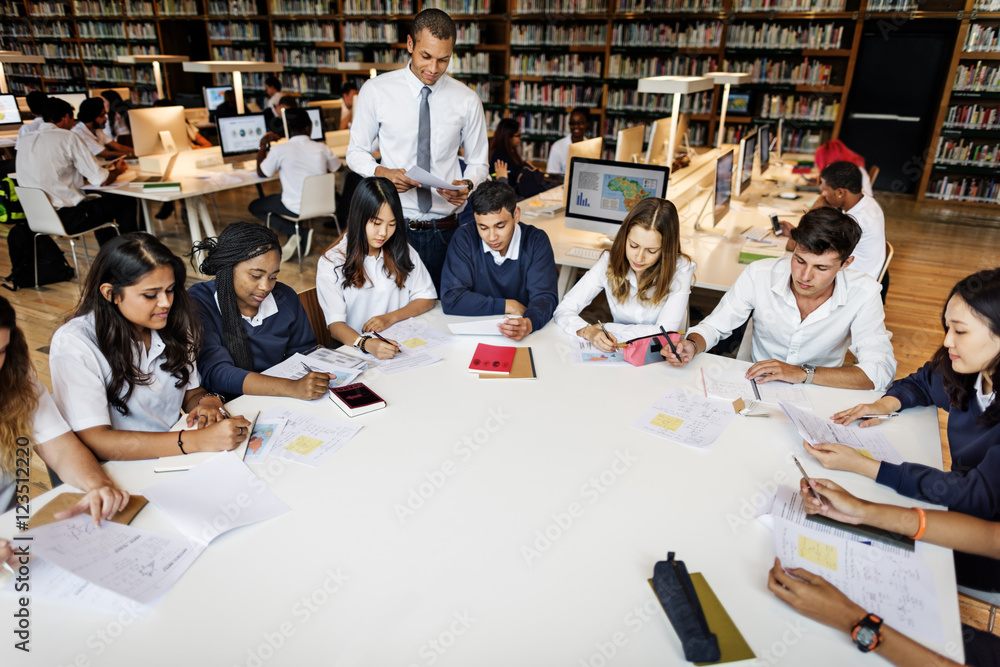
[651,552,721,663]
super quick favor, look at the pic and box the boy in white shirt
[545,107,590,175]
[71,97,134,160]
[14,91,47,150]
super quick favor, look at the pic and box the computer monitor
[281,107,324,142]
[217,113,268,161]
[734,130,757,198]
[50,93,87,116]
[776,118,784,160]
[727,92,751,114]
[176,93,204,109]
[614,125,645,163]
[203,86,231,112]
[645,112,690,166]
[564,157,670,236]
[758,124,770,176]
[712,149,734,229]
[562,137,603,206]
[0,94,21,127]
[305,98,342,130]
[128,106,192,157]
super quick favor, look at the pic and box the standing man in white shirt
[14,91,46,150]
[71,97,135,160]
[545,107,591,175]
[665,207,896,391]
[249,108,341,262]
[346,8,490,292]
[15,98,137,245]
[339,83,359,130]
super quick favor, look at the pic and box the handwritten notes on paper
[376,320,455,352]
[261,352,361,389]
[261,407,362,467]
[702,365,813,410]
[798,535,838,570]
[632,388,737,448]
[571,340,628,366]
[780,403,904,465]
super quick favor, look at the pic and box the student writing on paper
[440,181,558,341]
[189,223,325,401]
[317,177,437,360]
[666,208,896,391]
[49,234,250,460]
[768,477,1000,666]
[553,198,695,352]
[71,98,135,160]
[811,270,1000,591]
[0,296,129,521]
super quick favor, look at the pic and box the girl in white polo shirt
[49,233,250,461]
[317,176,437,360]
[0,296,128,520]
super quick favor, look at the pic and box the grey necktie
[417,86,431,214]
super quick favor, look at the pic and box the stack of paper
[702,365,812,410]
[780,402,904,464]
[632,388,737,448]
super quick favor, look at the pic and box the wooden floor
[2,184,999,635]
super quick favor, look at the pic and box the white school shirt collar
[481,222,522,265]
[974,373,996,412]
[771,262,849,319]
[402,61,441,98]
[213,290,279,327]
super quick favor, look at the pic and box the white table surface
[1,307,961,666]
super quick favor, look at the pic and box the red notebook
[329,382,386,417]
[468,343,516,375]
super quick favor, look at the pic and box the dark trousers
[407,225,456,295]
[248,194,303,247]
[963,623,1000,666]
[57,193,138,245]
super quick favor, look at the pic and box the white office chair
[15,187,119,292]
[959,585,1000,633]
[737,317,754,362]
[265,172,338,272]
[878,241,894,284]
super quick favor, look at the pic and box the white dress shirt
[546,135,571,174]
[316,235,438,332]
[843,194,886,281]
[554,253,695,340]
[71,121,112,156]
[14,122,109,209]
[346,63,489,221]
[50,313,201,433]
[974,373,996,412]
[860,168,874,198]
[259,134,341,214]
[14,116,43,150]
[483,222,521,265]
[267,91,284,112]
[687,257,896,391]
[213,291,279,327]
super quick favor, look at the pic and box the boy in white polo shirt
[249,108,341,262]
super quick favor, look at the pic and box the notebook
[479,347,536,380]
[329,382,386,417]
[468,343,516,375]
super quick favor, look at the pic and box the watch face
[856,626,876,647]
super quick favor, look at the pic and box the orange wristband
[911,507,927,541]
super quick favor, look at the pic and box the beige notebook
[479,347,536,380]
[27,493,147,531]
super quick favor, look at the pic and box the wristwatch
[851,613,883,653]
[460,179,474,192]
[800,363,816,384]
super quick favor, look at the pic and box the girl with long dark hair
[49,233,250,460]
[489,118,547,199]
[189,223,325,400]
[316,177,436,360]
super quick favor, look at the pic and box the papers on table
[23,515,205,604]
[632,388,737,448]
[243,417,287,464]
[376,319,455,352]
[305,346,368,371]
[4,558,152,614]
[374,350,442,376]
[447,317,506,335]
[262,352,362,389]
[260,407,363,467]
[142,452,290,545]
[154,410,259,473]
[702,364,812,410]
[780,402,904,465]
[571,340,628,365]
[773,516,944,643]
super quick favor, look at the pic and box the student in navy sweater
[189,223,325,400]
[807,269,1000,590]
[440,180,558,341]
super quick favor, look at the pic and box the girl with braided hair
[189,222,325,400]
[49,233,250,460]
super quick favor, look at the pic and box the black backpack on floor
[3,224,75,290]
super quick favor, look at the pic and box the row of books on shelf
[510,24,607,47]
[954,62,1000,93]
[156,0,198,14]
[723,56,834,86]
[615,0,720,12]
[927,176,1000,204]
[759,93,840,120]
[124,0,155,15]
[509,54,603,78]
[272,0,334,14]
[602,116,706,142]
[449,53,491,74]
[965,24,1000,54]
[73,0,123,16]
[866,0,918,10]
[727,23,845,51]
[212,46,268,61]
[207,0,259,14]
[725,125,825,151]
[734,0,844,10]
[509,0,608,13]
[80,43,130,61]
[31,22,74,39]
[606,87,707,112]
[934,138,1000,167]
[343,21,398,44]
[342,0,413,14]
[29,44,80,59]
[209,21,263,41]
[606,54,717,78]
[509,82,604,107]
[77,22,128,40]
[368,48,409,62]
[610,20,721,48]
[513,110,600,137]
[275,47,342,67]
[466,81,492,103]
[217,71,333,94]
[42,64,82,80]
[455,23,480,45]
[84,65,144,83]
[943,104,1000,131]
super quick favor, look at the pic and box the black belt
[407,214,458,231]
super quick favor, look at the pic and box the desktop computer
[203,86,231,112]
[644,113,690,168]
[50,93,87,116]
[614,125,645,163]
[712,149,734,229]
[217,113,268,165]
[305,98,342,132]
[281,107,324,142]
[562,136,603,207]
[734,130,757,198]
[0,94,21,127]
[129,106,193,157]
[775,118,784,160]
[564,157,670,241]
[758,124,771,176]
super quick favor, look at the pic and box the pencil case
[652,552,721,663]
[622,328,682,367]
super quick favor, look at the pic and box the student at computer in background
[553,198,695,352]
[807,269,1000,590]
[545,107,590,175]
[72,97,135,160]
[210,90,238,125]
[14,90,47,150]
[49,233,250,461]
[0,296,129,521]
[153,98,212,149]
[264,76,283,114]
[15,97,138,246]
[814,138,874,197]
[489,118,548,199]
[440,181,558,341]
[249,108,341,263]
[99,90,132,145]
[339,83,359,130]
[779,162,886,281]
[666,208,896,391]
[189,223,325,401]
[317,177,436,360]
[768,477,1000,666]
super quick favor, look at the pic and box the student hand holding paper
[53,485,131,527]
[798,478,870,526]
[803,440,881,479]
[832,396,903,427]
[768,558,865,635]
[439,181,471,207]
[291,372,336,401]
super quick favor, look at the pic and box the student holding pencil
[317,177,437,360]
[552,197,695,352]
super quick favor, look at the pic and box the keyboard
[566,246,604,260]
[742,226,773,242]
